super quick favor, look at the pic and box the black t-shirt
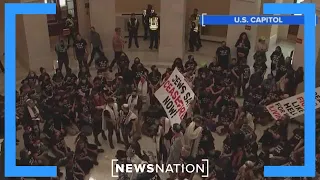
[64,73,78,84]
[77,102,91,117]
[51,135,66,152]
[219,109,232,125]
[134,70,146,83]
[276,64,287,80]
[185,60,197,70]
[41,80,53,95]
[148,71,162,85]
[226,100,239,118]
[216,46,230,63]
[288,128,304,147]
[23,131,36,150]
[96,56,108,70]
[52,73,64,82]
[73,39,87,57]
[230,64,241,77]
[121,70,134,85]
[273,142,289,157]
[199,129,215,153]
[240,64,251,80]
[249,72,263,88]
[209,63,222,75]
[78,71,91,80]
[77,81,92,94]
[198,90,213,106]
[257,150,270,166]
[270,52,284,66]
[43,120,55,137]
[223,137,232,154]
[25,75,38,85]
[38,73,50,84]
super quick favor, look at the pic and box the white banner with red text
[266,87,320,120]
[155,68,195,126]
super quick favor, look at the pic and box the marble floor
[2,38,302,179]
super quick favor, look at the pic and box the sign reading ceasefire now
[266,87,320,120]
[155,68,195,125]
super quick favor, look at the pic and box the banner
[266,87,320,120]
[155,68,195,125]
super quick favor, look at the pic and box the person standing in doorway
[65,14,75,47]
[127,13,139,49]
[142,4,153,40]
[55,36,69,71]
[110,27,125,72]
[88,26,103,67]
[73,34,89,69]
[188,22,200,52]
[149,11,160,50]
[216,41,231,69]
[190,8,202,48]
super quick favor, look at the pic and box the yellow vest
[149,17,159,30]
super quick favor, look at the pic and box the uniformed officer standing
[190,8,202,48]
[149,11,160,50]
[127,13,140,49]
[142,4,153,40]
[188,22,200,52]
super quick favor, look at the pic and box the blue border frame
[263,3,316,177]
[3,2,316,178]
[4,3,57,177]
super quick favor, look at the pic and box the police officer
[149,11,160,50]
[142,4,153,40]
[127,13,139,48]
[188,22,200,52]
[190,8,202,48]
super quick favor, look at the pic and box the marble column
[292,10,319,94]
[226,0,262,67]
[16,0,53,72]
[89,0,115,60]
[76,0,89,39]
[159,0,186,62]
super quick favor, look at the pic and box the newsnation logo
[111,159,209,178]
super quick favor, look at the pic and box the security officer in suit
[188,22,200,52]
[149,11,160,50]
[142,4,153,40]
[190,8,202,48]
[127,13,140,48]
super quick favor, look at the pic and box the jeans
[149,30,159,49]
[109,51,122,70]
[88,47,103,66]
[128,31,139,48]
[76,55,87,69]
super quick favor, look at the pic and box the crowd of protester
[0,28,317,180]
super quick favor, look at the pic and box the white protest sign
[266,87,320,120]
[155,68,195,126]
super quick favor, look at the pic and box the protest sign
[155,68,195,125]
[266,87,320,120]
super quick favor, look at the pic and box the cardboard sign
[155,68,195,125]
[266,87,320,120]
